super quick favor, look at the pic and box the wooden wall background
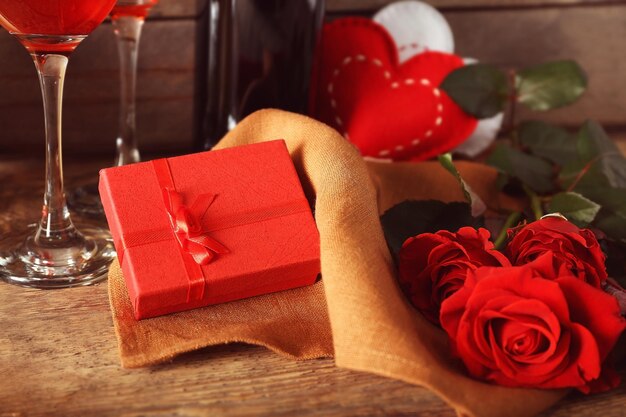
[0,0,625,155]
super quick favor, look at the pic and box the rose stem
[494,211,522,250]
[523,185,544,220]
[506,69,520,148]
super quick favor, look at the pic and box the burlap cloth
[109,109,564,417]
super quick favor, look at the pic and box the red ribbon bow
[162,188,229,265]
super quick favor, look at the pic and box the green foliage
[486,144,555,194]
[437,153,486,216]
[519,121,577,167]
[442,60,587,121]
[516,61,587,111]
[548,192,601,227]
[440,64,508,118]
[576,121,626,189]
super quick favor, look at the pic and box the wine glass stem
[113,16,144,167]
[32,53,79,244]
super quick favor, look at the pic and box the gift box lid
[99,140,321,319]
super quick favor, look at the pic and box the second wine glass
[111,0,159,166]
[68,0,158,216]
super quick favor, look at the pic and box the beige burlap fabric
[109,109,564,417]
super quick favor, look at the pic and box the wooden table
[1,157,625,417]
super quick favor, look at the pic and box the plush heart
[310,17,477,161]
[372,1,504,158]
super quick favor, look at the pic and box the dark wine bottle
[195,0,325,150]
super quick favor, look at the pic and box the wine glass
[68,0,159,216]
[112,0,159,165]
[0,0,117,288]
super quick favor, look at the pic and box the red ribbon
[161,187,229,266]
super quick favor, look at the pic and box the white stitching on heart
[327,55,444,159]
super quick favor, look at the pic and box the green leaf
[440,64,509,119]
[380,201,482,261]
[438,153,487,217]
[578,121,626,188]
[519,120,577,166]
[547,192,600,227]
[594,209,626,244]
[560,121,626,190]
[517,60,587,111]
[487,144,556,194]
[586,188,626,218]
[581,187,626,242]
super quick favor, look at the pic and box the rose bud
[506,215,607,288]
[440,253,626,392]
[398,227,510,325]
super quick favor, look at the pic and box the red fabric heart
[310,18,477,161]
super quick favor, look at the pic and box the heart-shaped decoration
[310,18,477,161]
[373,1,504,157]
[373,0,454,62]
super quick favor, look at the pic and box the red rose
[506,216,607,287]
[399,227,511,324]
[440,253,626,392]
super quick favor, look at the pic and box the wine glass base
[68,183,105,218]
[0,224,116,289]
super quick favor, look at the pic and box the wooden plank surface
[1,156,626,417]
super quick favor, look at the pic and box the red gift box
[99,140,321,319]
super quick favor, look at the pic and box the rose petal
[556,277,626,361]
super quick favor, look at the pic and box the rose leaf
[519,120,577,167]
[593,209,626,244]
[579,121,626,188]
[380,200,482,261]
[547,192,601,227]
[516,60,587,111]
[440,63,509,119]
[438,153,487,217]
[487,144,556,194]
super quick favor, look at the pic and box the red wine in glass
[0,0,115,53]
[0,0,117,288]
[111,0,159,19]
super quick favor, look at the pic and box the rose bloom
[399,227,510,325]
[440,253,626,392]
[506,216,607,288]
